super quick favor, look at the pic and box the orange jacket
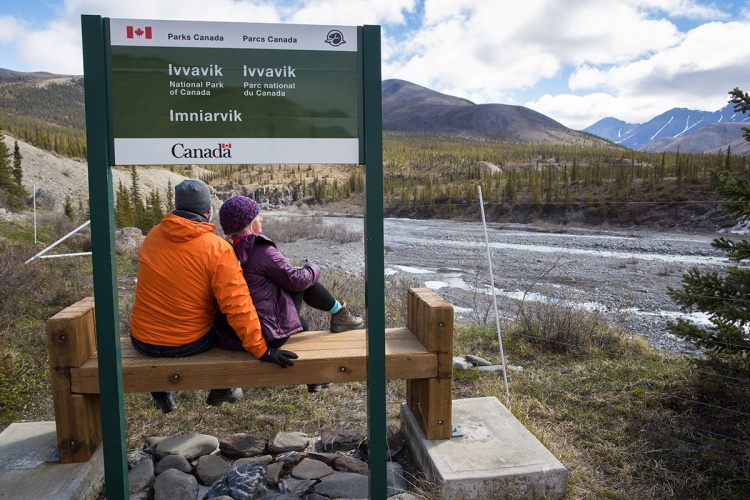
[129,213,267,358]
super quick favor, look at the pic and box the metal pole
[33,184,37,244]
[361,25,387,499]
[25,220,91,264]
[478,186,510,401]
[81,14,128,499]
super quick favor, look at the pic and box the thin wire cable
[478,185,510,402]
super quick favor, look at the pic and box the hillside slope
[640,123,749,155]
[383,79,612,146]
[2,134,193,213]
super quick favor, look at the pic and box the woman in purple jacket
[217,195,364,391]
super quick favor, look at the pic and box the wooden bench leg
[406,288,454,440]
[47,297,102,463]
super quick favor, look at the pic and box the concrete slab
[0,421,104,500]
[401,397,568,499]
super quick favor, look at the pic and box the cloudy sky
[1,0,748,129]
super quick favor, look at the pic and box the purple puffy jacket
[232,233,321,342]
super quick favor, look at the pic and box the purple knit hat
[219,196,260,235]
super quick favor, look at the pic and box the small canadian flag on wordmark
[126,26,152,39]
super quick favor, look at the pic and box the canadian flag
[126,26,152,39]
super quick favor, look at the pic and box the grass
[1,214,749,498]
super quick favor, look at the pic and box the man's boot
[206,388,243,406]
[330,304,365,333]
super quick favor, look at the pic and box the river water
[276,214,739,353]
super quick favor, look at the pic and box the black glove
[260,347,298,368]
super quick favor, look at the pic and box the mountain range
[0,68,747,155]
[584,106,750,155]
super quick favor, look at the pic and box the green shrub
[514,295,625,354]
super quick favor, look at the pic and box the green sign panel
[109,19,360,165]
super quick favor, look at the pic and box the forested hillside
[0,78,86,158]
[0,71,744,232]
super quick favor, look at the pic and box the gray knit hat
[174,179,212,214]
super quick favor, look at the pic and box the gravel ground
[271,213,737,355]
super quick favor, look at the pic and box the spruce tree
[129,167,145,229]
[12,140,26,196]
[666,88,750,357]
[63,195,75,220]
[165,180,175,212]
[0,134,12,192]
[114,180,135,227]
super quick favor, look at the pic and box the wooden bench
[47,288,454,464]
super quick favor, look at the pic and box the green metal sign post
[81,15,385,499]
[361,24,387,500]
[81,15,129,499]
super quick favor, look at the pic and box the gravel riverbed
[270,214,737,354]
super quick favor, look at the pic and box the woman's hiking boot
[153,393,177,414]
[206,388,243,406]
[330,304,364,333]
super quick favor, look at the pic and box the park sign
[108,18,360,165]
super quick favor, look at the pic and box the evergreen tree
[12,140,26,195]
[63,195,75,220]
[666,87,750,358]
[0,134,12,191]
[114,180,135,227]
[729,87,750,142]
[165,180,175,212]
[129,167,145,228]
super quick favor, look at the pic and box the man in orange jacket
[129,179,297,413]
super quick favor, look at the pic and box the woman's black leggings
[288,281,336,332]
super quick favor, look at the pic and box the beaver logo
[325,30,346,47]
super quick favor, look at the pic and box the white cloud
[534,19,750,128]
[7,0,417,73]
[0,16,25,43]
[631,0,731,20]
[2,0,748,131]
[284,0,416,26]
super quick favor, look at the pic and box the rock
[387,462,409,496]
[280,477,316,496]
[476,365,505,373]
[313,471,369,499]
[465,354,492,366]
[453,356,473,370]
[290,458,334,480]
[267,431,309,453]
[220,433,268,458]
[153,468,198,500]
[275,451,303,468]
[386,427,405,458]
[304,451,341,465]
[195,454,231,485]
[233,455,273,467]
[148,434,219,460]
[127,449,153,469]
[128,459,154,495]
[334,455,368,475]
[205,463,268,499]
[154,454,192,475]
[266,462,283,487]
[265,492,301,499]
[320,429,364,452]
[360,427,404,459]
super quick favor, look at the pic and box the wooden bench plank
[70,327,437,393]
